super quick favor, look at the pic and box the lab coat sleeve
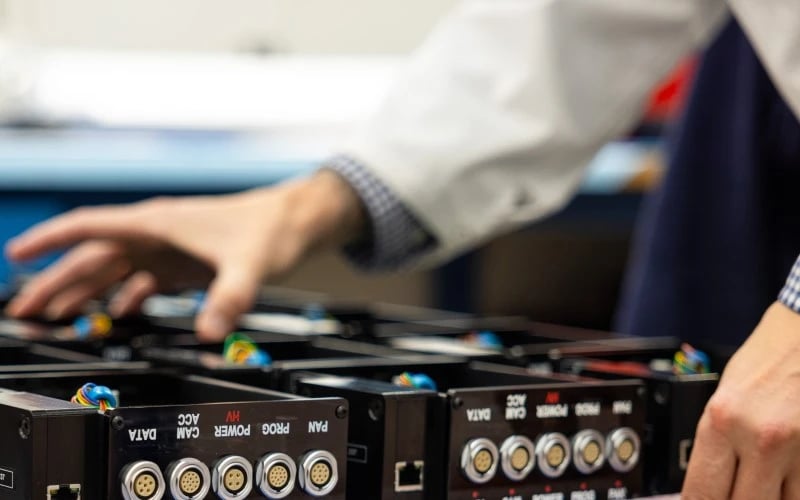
[339,0,729,267]
[729,0,800,120]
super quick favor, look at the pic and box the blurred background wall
[0,0,457,53]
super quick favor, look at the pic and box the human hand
[4,170,365,340]
[682,301,800,499]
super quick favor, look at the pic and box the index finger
[5,204,155,261]
[682,412,737,499]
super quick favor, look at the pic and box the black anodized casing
[0,388,104,499]
[0,371,349,500]
[440,364,645,500]
[280,358,645,500]
[295,375,445,500]
[559,356,718,495]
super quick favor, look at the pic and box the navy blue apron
[615,19,800,348]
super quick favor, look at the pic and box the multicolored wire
[392,372,438,391]
[71,383,118,411]
[460,330,504,350]
[673,343,711,375]
[223,333,272,366]
[72,313,113,339]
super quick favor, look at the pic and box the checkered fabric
[323,155,435,270]
[779,255,800,312]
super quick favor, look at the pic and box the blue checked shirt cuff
[779,255,800,312]
[322,155,436,270]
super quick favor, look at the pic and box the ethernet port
[394,461,424,492]
[47,484,81,500]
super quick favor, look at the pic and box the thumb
[195,266,259,341]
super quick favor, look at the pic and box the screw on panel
[452,397,464,409]
[368,399,384,421]
[112,416,125,430]
[654,385,670,406]
[335,405,348,419]
[344,324,362,338]
[19,417,31,439]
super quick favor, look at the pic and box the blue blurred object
[0,128,317,191]
[191,291,207,314]
[244,350,272,367]
[474,331,503,348]
[460,330,503,349]
[407,373,437,391]
[392,372,438,391]
[303,303,327,321]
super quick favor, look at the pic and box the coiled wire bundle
[71,382,118,411]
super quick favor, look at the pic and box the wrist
[765,301,800,328]
[285,170,367,252]
[743,301,800,354]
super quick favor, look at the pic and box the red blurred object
[644,57,698,124]
[582,360,653,378]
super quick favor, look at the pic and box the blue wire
[408,373,437,391]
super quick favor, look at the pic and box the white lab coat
[340,0,798,267]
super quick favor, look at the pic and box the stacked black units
[0,288,723,499]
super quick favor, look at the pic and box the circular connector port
[606,428,641,473]
[572,430,606,474]
[535,433,571,479]
[299,450,338,497]
[256,453,297,499]
[212,456,253,500]
[460,438,499,484]
[121,461,166,500]
[500,436,536,481]
[166,458,211,500]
